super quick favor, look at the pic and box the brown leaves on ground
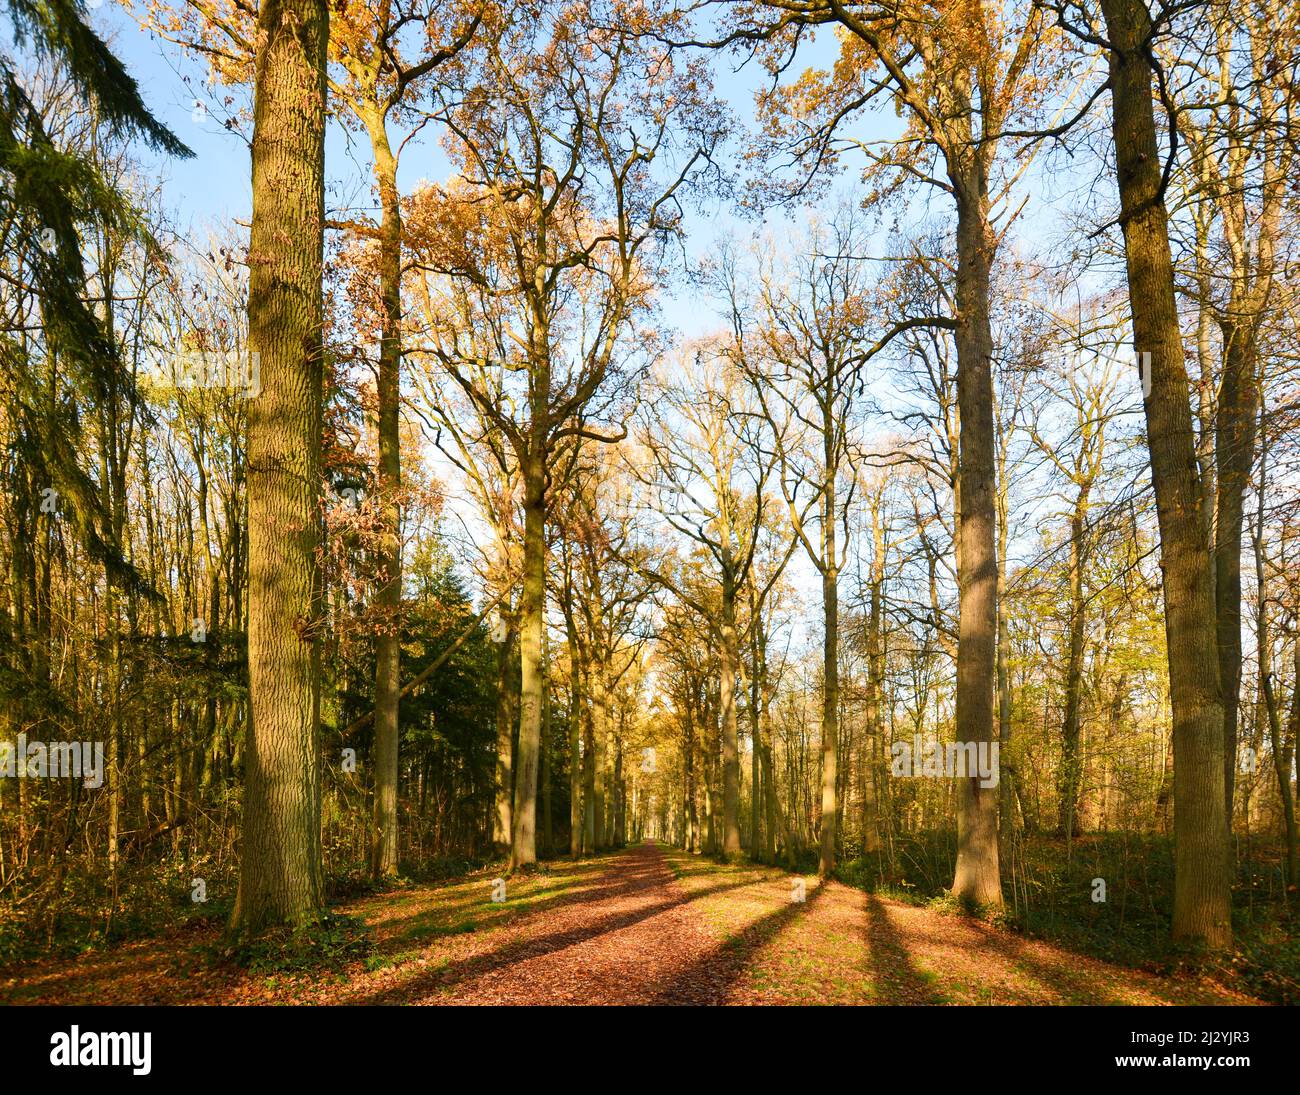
[1,841,1260,1005]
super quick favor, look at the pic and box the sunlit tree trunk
[719,564,742,857]
[232,0,328,934]
[509,449,546,870]
[819,531,839,876]
[591,662,609,850]
[862,505,885,854]
[683,698,698,853]
[754,621,778,864]
[1215,325,1255,827]
[1099,0,1231,949]
[364,104,403,880]
[564,612,583,857]
[1200,0,1285,827]
[950,177,1002,907]
[1058,489,1090,837]
[541,638,553,857]
[996,464,1015,858]
[492,621,515,853]
[613,738,625,845]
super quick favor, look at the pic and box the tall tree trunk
[1058,495,1088,837]
[1214,324,1256,826]
[564,605,583,857]
[719,567,742,856]
[996,472,1015,858]
[100,394,124,879]
[683,698,697,852]
[761,742,781,865]
[492,623,514,853]
[756,623,778,864]
[950,181,1002,907]
[509,452,545,870]
[1279,640,1300,889]
[750,625,762,856]
[541,635,553,858]
[583,699,596,853]
[613,737,625,845]
[232,0,328,934]
[592,663,609,849]
[366,105,403,881]
[819,554,839,876]
[863,511,885,854]
[1100,0,1231,948]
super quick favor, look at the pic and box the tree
[137,0,484,881]
[330,0,481,880]
[407,1,722,868]
[1176,0,1295,821]
[1,0,190,601]
[231,0,330,935]
[725,0,1061,906]
[409,324,525,855]
[630,347,777,857]
[1027,346,1122,836]
[565,466,651,851]
[856,469,891,854]
[724,214,878,876]
[1092,0,1232,948]
[1253,423,1297,889]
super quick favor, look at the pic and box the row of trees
[1,0,1297,956]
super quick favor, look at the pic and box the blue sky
[90,7,868,632]
[90,5,1131,637]
[103,11,839,232]
[97,6,872,339]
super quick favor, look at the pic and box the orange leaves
[8,842,1262,1004]
[327,3,382,69]
[403,179,511,283]
[133,0,258,88]
[737,0,1076,216]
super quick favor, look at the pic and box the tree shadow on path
[352,843,758,1004]
[862,894,949,1005]
[649,878,831,1004]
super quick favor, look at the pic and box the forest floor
[1,840,1263,1005]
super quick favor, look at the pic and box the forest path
[359,839,729,1004]
[3,841,1259,1005]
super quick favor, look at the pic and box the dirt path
[2,841,1260,1005]
[364,839,729,1004]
